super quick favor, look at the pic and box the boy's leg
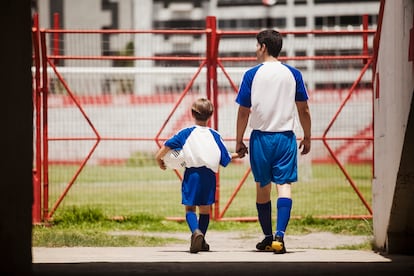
[198,205,210,251]
[198,213,210,235]
[185,206,199,233]
[185,206,204,253]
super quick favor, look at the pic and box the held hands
[236,142,248,158]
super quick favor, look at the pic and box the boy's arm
[155,145,171,170]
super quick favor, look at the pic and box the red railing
[32,14,376,223]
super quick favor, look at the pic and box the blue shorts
[181,166,216,206]
[249,130,298,187]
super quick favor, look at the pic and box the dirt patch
[108,230,372,250]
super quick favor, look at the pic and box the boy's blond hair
[191,98,213,121]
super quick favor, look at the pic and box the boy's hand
[156,158,167,170]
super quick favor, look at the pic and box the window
[294,17,307,27]
[315,14,377,30]
[340,15,361,26]
[217,0,287,6]
[263,17,287,29]
[293,50,308,70]
[315,16,337,29]
[314,49,368,70]
[315,0,378,3]
[154,19,205,29]
[154,0,204,8]
[218,18,286,29]
[315,82,372,89]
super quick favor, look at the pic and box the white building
[34,0,380,95]
[32,0,379,174]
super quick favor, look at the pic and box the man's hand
[299,137,311,155]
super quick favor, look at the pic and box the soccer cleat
[272,236,286,254]
[201,238,210,251]
[190,229,204,253]
[256,237,274,252]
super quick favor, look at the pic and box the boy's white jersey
[164,125,231,173]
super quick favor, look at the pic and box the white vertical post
[133,0,153,95]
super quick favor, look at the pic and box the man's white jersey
[236,61,308,132]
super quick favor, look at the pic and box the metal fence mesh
[33,26,374,221]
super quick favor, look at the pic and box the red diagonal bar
[45,59,101,220]
[322,59,374,215]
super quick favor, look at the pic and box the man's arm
[236,105,250,156]
[296,101,311,155]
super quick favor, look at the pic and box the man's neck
[263,56,278,62]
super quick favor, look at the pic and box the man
[235,29,311,254]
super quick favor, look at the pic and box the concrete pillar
[0,0,33,274]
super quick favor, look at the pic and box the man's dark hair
[256,29,283,57]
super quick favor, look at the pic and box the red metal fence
[32,14,376,223]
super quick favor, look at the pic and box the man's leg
[256,183,274,250]
[272,184,292,253]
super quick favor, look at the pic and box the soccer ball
[163,149,186,169]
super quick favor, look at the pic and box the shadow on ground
[33,255,414,276]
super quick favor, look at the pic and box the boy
[155,98,243,253]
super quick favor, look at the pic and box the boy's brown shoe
[190,229,204,253]
[201,238,210,251]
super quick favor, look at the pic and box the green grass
[46,163,372,218]
[35,162,374,249]
[33,207,373,250]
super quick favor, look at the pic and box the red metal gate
[32,14,376,223]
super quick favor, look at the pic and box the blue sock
[256,201,273,238]
[186,211,198,233]
[198,214,210,235]
[275,197,292,238]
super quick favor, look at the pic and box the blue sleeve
[235,64,262,108]
[164,127,195,150]
[283,63,309,102]
[209,129,232,167]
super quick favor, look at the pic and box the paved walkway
[33,246,391,263]
[32,231,414,276]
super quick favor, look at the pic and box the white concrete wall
[373,0,414,251]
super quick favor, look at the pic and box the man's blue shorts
[249,130,298,187]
